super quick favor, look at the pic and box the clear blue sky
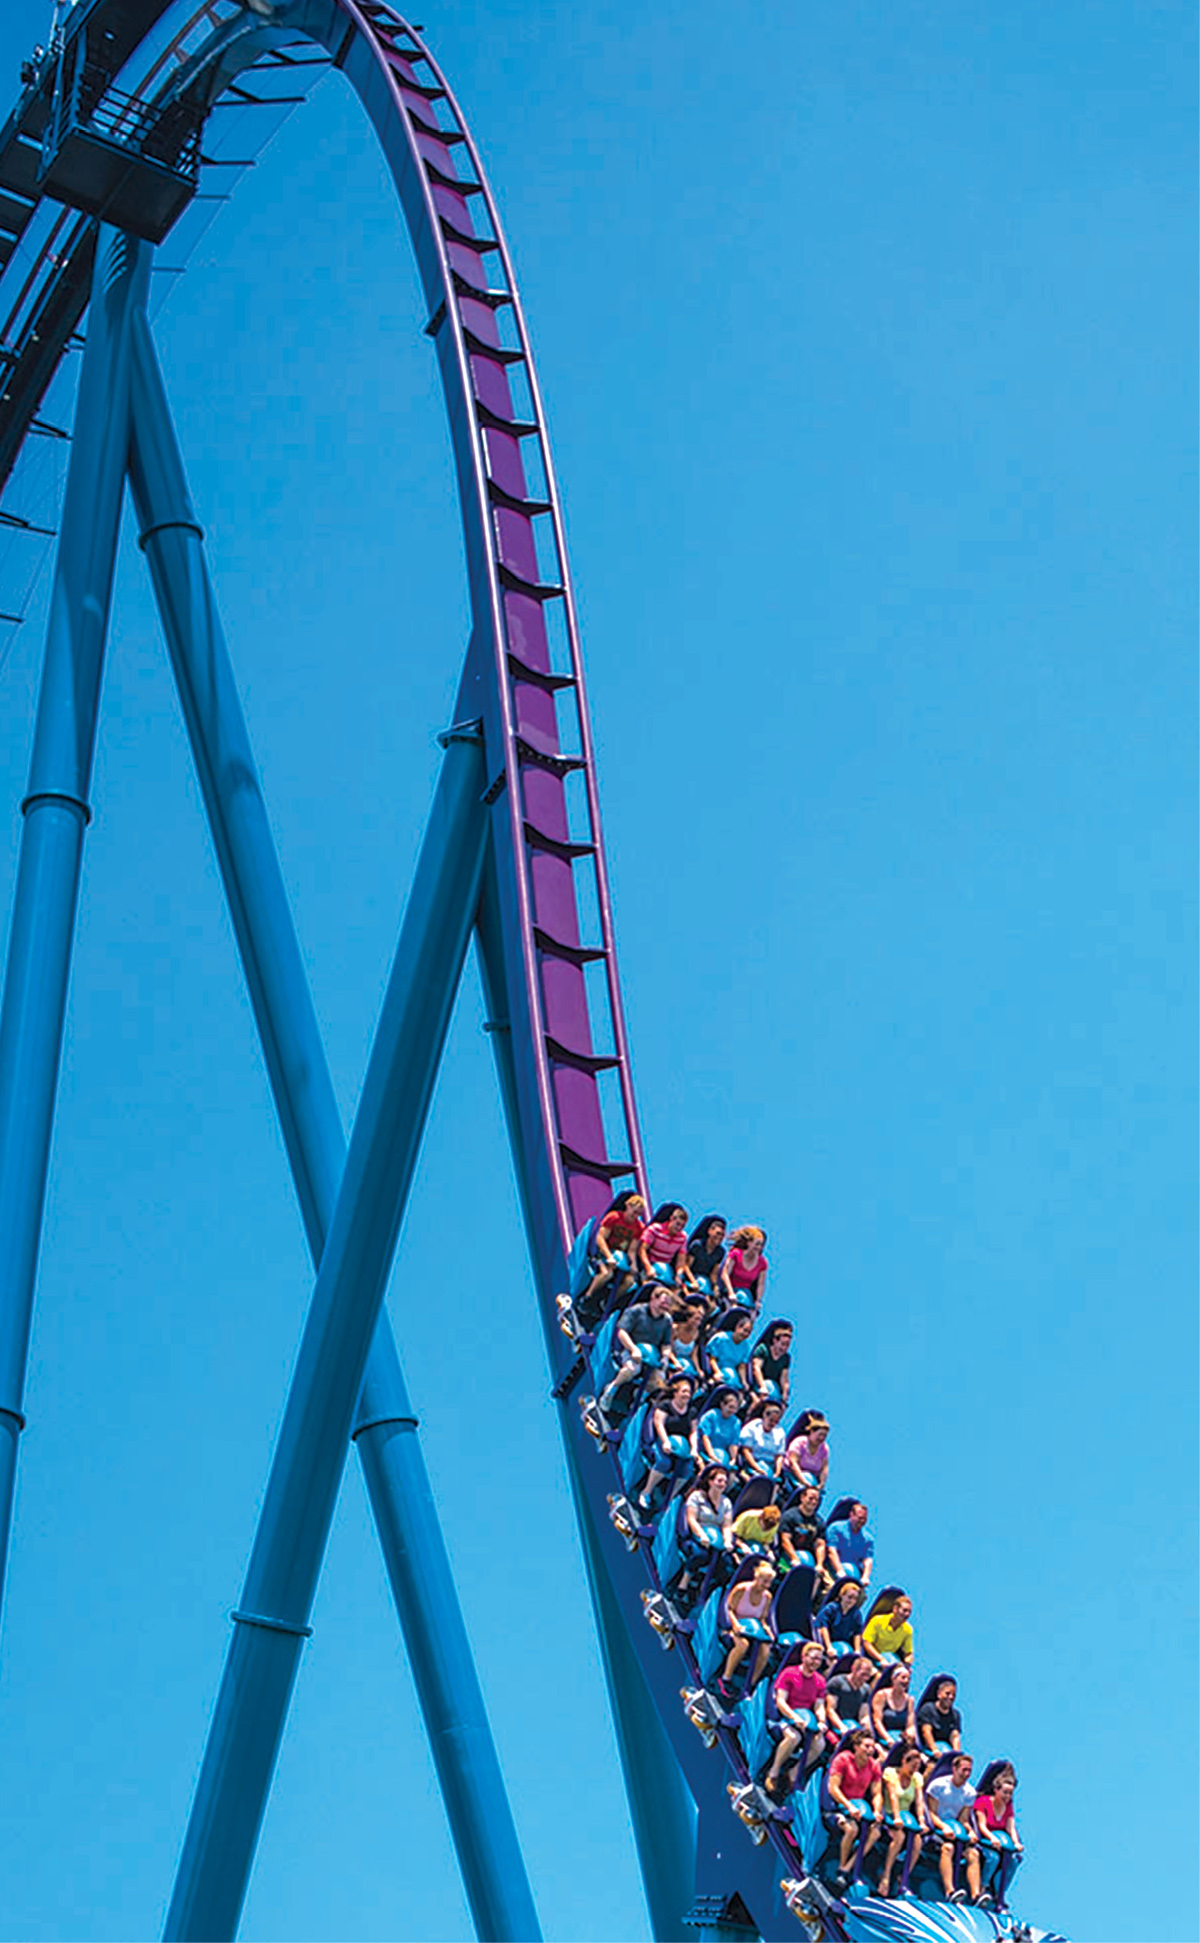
[0,3,1194,1941]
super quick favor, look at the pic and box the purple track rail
[351,3,652,1242]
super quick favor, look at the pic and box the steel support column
[163,725,491,1940]
[127,313,538,1942]
[0,226,149,1628]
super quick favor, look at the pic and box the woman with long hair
[915,1673,963,1754]
[685,1213,727,1301]
[666,1291,707,1382]
[635,1201,690,1288]
[638,1374,699,1511]
[877,1744,928,1898]
[718,1225,768,1311]
[672,1463,736,1609]
[973,1761,1022,1908]
[783,1408,830,1492]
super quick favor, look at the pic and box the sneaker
[948,1887,968,1903]
[974,1892,994,1908]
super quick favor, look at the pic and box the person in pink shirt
[784,1409,830,1492]
[718,1225,768,1310]
[764,1641,828,1797]
[636,1202,689,1287]
[824,1727,883,1888]
[973,1761,1023,1908]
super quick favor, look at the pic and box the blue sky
[0,3,1195,1941]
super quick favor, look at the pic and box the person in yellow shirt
[861,1589,914,1667]
[732,1503,781,1553]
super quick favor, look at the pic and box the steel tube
[128,319,538,1942]
[163,717,491,1941]
[0,226,149,1630]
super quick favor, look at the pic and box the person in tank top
[666,1295,706,1380]
[716,1559,776,1697]
[871,1664,916,1748]
[877,1745,928,1897]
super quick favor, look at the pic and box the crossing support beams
[129,317,536,1939]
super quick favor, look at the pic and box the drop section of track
[0,6,1051,1938]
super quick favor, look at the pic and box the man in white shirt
[925,1754,984,1904]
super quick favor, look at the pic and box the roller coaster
[0,6,1069,1941]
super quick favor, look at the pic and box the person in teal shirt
[697,1388,742,1464]
[703,1309,753,1388]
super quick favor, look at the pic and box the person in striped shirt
[635,1202,690,1288]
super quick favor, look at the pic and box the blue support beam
[0,226,149,1630]
[164,713,491,1941]
[127,315,538,1942]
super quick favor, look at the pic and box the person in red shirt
[763,1641,827,1797]
[575,1192,646,1324]
[824,1727,883,1888]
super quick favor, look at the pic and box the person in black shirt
[638,1375,700,1509]
[779,1483,828,1583]
[750,1319,793,1405]
[916,1673,963,1753]
[685,1213,727,1304]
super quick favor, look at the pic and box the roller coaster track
[0,8,1060,1941]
